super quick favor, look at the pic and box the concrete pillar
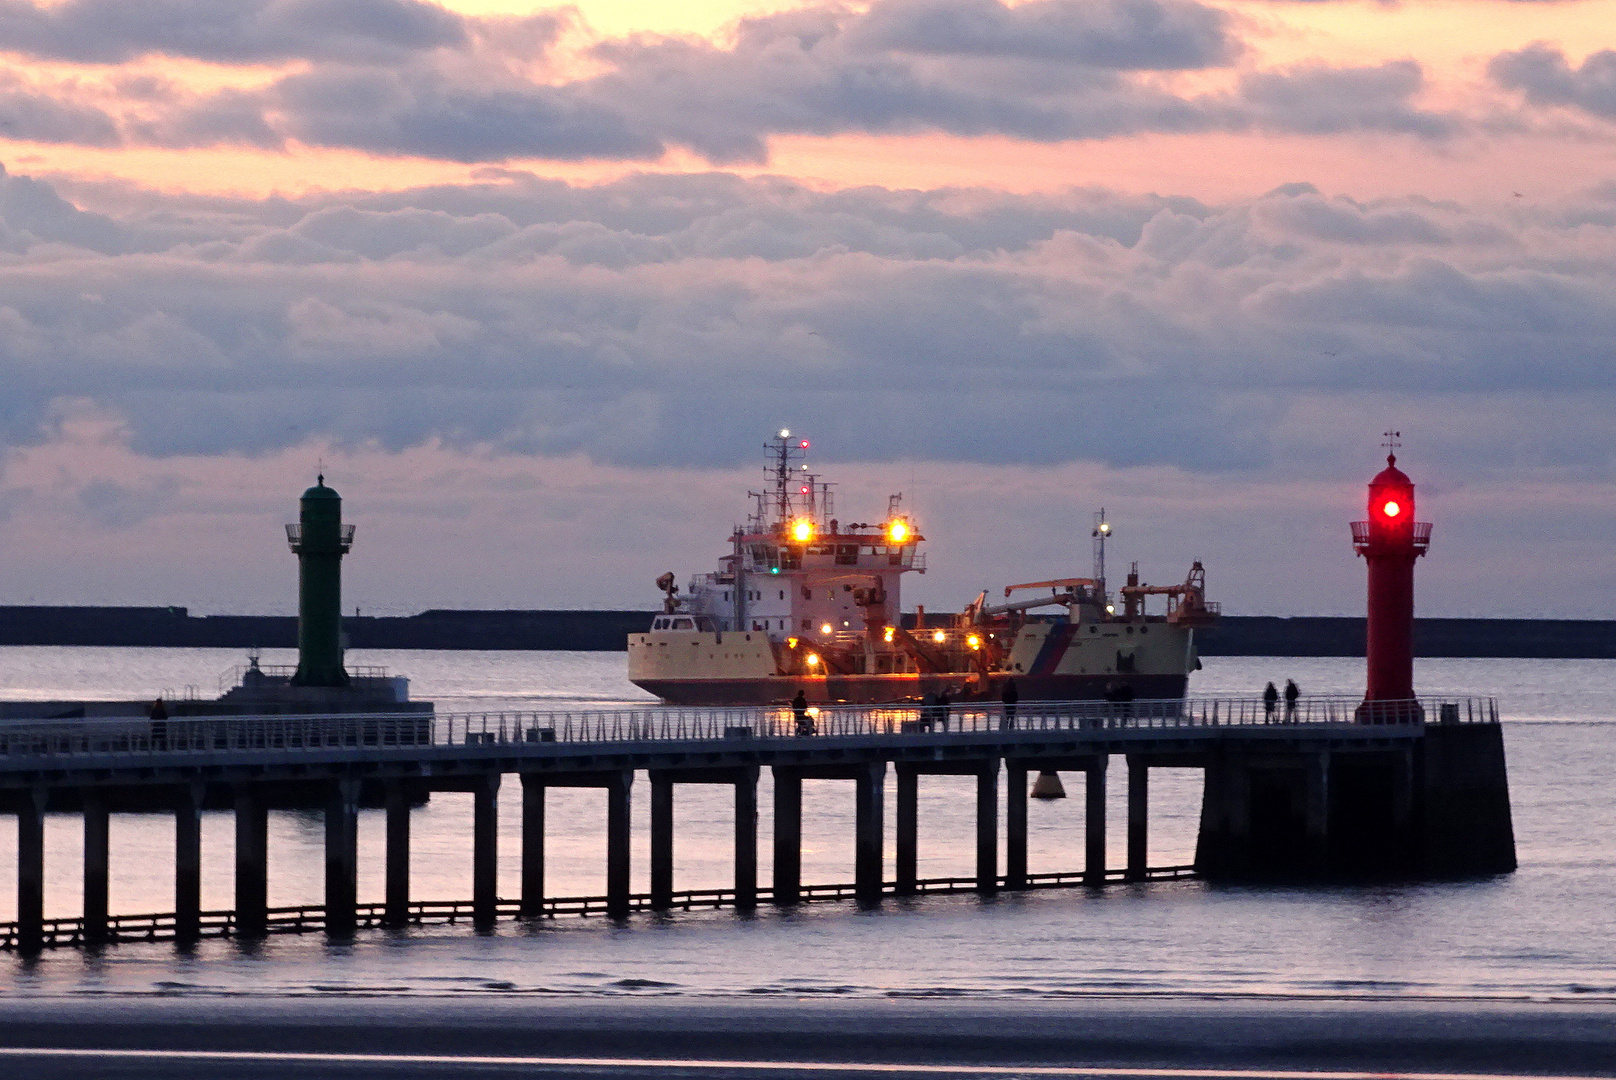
[772,768,801,905]
[649,774,674,911]
[1305,750,1330,872]
[384,779,410,929]
[855,762,885,905]
[234,786,268,939]
[174,783,204,944]
[473,774,500,929]
[606,770,633,919]
[976,761,999,893]
[519,775,545,918]
[1391,745,1415,832]
[1085,757,1107,886]
[1126,757,1148,883]
[324,777,360,937]
[1005,763,1029,890]
[16,787,45,955]
[82,791,109,947]
[735,768,758,909]
[895,767,918,896]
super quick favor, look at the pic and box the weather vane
[1382,430,1401,464]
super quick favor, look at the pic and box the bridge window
[672,618,694,630]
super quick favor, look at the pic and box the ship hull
[633,672,1188,707]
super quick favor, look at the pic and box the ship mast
[1091,508,1111,606]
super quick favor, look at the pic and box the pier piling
[1085,759,1107,885]
[1126,757,1148,883]
[472,775,500,929]
[234,786,268,939]
[976,761,998,894]
[17,787,44,954]
[384,780,410,928]
[771,768,801,905]
[855,762,885,905]
[735,768,758,910]
[1005,763,1029,890]
[519,775,544,918]
[895,767,918,896]
[649,774,674,910]
[174,783,204,944]
[324,778,359,938]
[606,770,633,919]
[82,792,109,947]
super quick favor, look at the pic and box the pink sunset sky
[0,0,1614,618]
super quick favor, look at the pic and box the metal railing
[0,865,1200,951]
[0,697,1493,762]
[217,664,392,693]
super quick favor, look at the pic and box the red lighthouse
[1351,434,1431,720]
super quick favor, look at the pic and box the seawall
[1,607,1613,657]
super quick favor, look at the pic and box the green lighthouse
[287,475,354,687]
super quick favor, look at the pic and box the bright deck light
[791,519,814,543]
[887,520,909,543]
[932,630,946,643]
[820,623,833,635]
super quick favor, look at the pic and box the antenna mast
[1091,508,1111,602]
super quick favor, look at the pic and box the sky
[0,0,1614,619]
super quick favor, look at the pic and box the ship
[627,432,1217,705]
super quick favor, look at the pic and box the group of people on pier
[1263,679,1302,722]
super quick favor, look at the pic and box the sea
[0,648,1610,1003]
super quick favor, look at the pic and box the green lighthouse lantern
[287,475,354,687]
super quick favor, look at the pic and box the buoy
[1031,770,1066,799]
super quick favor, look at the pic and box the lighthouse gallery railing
[0,696,1496,760]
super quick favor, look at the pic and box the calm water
[0,648,1611,1002]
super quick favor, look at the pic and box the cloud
[0,0,1462,163]
[1490,43,1616,120]
[842,0,1237,69]
[0,0,467,64]
[0,166,1612,483]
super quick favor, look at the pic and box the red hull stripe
[1028,622,1078,676]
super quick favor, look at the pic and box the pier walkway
[0,696,1500,953]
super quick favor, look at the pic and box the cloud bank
[0,164,1613,485]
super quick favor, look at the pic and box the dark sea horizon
[0,648,1610,1005]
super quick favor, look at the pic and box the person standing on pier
[1263,681,1279,722]
[1284,679,1300,723]
[792,689,814,736]
[936,689,952,731]
[1000,679,1019,730]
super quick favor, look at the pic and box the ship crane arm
[979,592,1078,618]
[1002,577,1098,597]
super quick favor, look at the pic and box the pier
[0,696,1514,953]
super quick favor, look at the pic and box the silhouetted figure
[1284,679,1300,723]
[792,689,814,736]
[1000,679,1020,730]
[1263,681,1279,722]
[936,689,952,731]
[149,697,168,748]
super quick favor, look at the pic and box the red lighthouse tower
[1351,434,1431,720]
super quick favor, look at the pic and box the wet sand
[0,995,1610,1078]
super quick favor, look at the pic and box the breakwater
[1,607,1613,657]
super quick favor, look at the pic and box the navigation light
[887,520,909,543]
[1383,500,1401,518]
[780,429,791,438]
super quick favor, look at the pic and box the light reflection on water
[0,648,1610,1001]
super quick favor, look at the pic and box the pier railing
[0,696,1495,761]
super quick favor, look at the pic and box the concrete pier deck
[0,696,1514,953]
